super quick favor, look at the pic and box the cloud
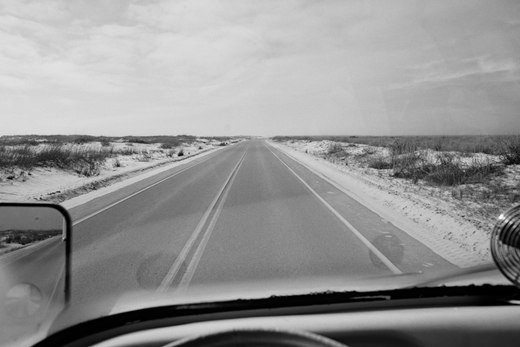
[394,56,520,89]
[0,0,66,22]
[0,0,519,135]
[0,13,148,93]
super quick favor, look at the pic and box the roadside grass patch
[389,152,503,186]
[368,157,392,169]
[115,147,140,156]
[327,142,343,155]
[389,139,418,156]
[500,136,520,165]
[113,158,122,168]
[275,135,515,187]
[0,145,114,177]
[160,142,174,149]
[1,229,61,245]
[138,151,153,162]
[272,134,517,157]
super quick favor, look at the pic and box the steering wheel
[163,329,349,347]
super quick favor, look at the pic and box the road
[1,140,456,324]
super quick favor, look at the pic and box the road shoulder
[268,140,490,267]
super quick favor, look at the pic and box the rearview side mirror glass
[0,203,71,344]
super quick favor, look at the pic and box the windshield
[1,0,520,344]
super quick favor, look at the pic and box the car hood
[109,264,508,315]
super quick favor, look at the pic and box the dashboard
[42,295,520,347]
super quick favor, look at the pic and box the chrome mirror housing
[491,204,520,288]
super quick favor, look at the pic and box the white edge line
[265,142,402,275]
[61,147,222,210]
[71,151,218,226]
[268,141,456,266]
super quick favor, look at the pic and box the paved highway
[2,140,457,324]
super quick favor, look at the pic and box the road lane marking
[265,143,403,275]
[177,152,245,291]
[2,144,243,264]
[72,148,227,226]
[157,147,248,292]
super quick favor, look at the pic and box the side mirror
[0,203,71,343]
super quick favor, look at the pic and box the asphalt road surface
[1,140,457,324]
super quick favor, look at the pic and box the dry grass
[0,229,61,246]
[275,135,520,225]
[273,135,519,156]
[0,134,210,177]
[274,135,516,187]
[0,145,114,176]
[390,152,503,186]
[499,136,520,165]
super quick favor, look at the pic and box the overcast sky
[1,0,519,136]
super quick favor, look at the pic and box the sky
[0,0,519,136]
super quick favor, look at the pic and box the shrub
[327,142,343,155]
[116,147,139,155]
[0,145,35,169]
[138,152,152,162]
[391,152,428,181]
[73,136,94,144]
[391,153,503,186]
[368,157,392,169]
[125,137,150,144]
[463,159,503,184]
[72,160,101,176]
[390,139,417,156]
[271,135,508,155]
[160,142,174,149]
[500,136,520,165]
[0,145,113,177]
[177,148,184,157]
[423,154,465,186]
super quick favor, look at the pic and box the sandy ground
[0,140,226,203]
[271,140,520,267]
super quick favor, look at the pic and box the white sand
[0,140,228,204]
